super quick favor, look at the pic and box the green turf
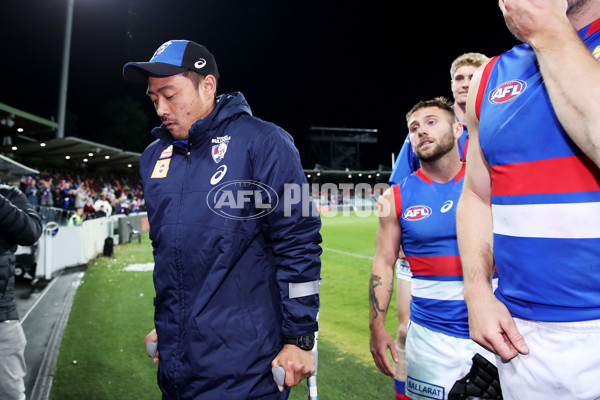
[49,235,158,400]
[50,212,398,399]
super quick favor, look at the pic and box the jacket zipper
[173,140,191,395]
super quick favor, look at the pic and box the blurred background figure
[0,184,43,400]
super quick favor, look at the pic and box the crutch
[272,319,319,400]
[149,339,318,399]
[273,278,321,399]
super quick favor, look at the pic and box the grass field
[50,212,398,399]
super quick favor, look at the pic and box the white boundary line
[20,270,63,324]
[29,271,84,400]
[322,246,373,260]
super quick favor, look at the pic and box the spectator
[25,178,39,207]
[129,197,140,214]
[95,205,107,219]
[83,197,96,220]
[38,178,54,208]
[60,181,75,211]
[118,195,129,215]
[52,186,63,209]
[68,207,84,226]
[93,193,112,217]
[74,184,89,210]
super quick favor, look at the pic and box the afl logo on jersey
[489,79,527,104]
[402,205,432,221]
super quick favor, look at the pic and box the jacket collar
[151,91,252,142]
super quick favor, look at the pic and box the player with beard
[388,53,489,185]
[457,0,600,398]
[383,53,488,400]
[370,97,499,400]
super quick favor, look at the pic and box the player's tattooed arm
[369,187,400,376]
[369,273,392,319]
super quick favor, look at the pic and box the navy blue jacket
[0,185,43,322]
[140,92,322,399]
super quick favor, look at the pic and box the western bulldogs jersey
[476,19,600,322]
[394,164,470,338]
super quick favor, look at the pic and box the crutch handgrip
[146,341,157,358]
[272,365,286,387]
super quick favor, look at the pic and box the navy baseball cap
[123,40,219,83]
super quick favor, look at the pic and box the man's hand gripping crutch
[272,279,321,399]
[272,316,319,399]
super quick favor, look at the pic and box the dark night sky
[1,0,518,169]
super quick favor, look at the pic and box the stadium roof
[0,102,141,174]
[0,102,58,135]
[0,136,141,169]
[1,103,391,181]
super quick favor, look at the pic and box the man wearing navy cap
[124,40,322,399]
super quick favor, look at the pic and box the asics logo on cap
[194,59,207,69]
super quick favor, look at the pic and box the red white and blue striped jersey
[395,164,471,338]
[476,19,600,322]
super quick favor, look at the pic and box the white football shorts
[405,321,496,400]
[396,258,412,282]
[498,317,600,400]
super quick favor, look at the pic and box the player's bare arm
[369,188,401,377]
[394,277,411,381]
[457,62,529,361]
[369,274,391,320]
[500,0,600,167]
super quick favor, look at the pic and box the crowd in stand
[15,171,145,224]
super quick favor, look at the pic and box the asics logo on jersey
[440,200,454,213]
[489,79,527,104]
[210,165,228,185]
[402,205,432,221]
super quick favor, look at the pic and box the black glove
[448,353,503,399]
